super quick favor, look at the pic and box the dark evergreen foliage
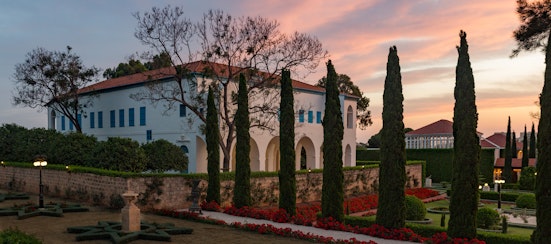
[512,131,518,158]
[375,46,406,229]
[321,60,344,222]
[233,74,251,208]
[142,139,188,172]
[522,125,529,168]
[278,69,296,216]
[503,117,513,182]
[530,122,536,158]
[206,86,221,204]
[447,31,480,239]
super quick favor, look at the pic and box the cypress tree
[321,60,344,222]
[448,30,480,239]
[529,122,536,158]
[503,117,513,183]
[206,86,221,204]
[233,73,251,208]
[279,69,296,216]
[522,125,529,168]
[375,46,406,229]
[534,23,551,244]
[512,131,518,158]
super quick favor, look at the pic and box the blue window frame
[298,110,304,123]
[77,114,82,128]
[308,110,313,123]
[90,112,95,128]
[140,107,146,126]
[316,111,322,124]
[110,110,116,128]
[61,116,66,130]
[98,111,103,128]
[179,104,186,117]
[146,130,152,141]
[128,108,135,127]
[119,109,125,127]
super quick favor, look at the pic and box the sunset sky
[0,0,545,143]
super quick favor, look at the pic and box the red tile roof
[79,61,327,94]
[494,158,536,168]
[406,119,453,135]
[480,132,523,149]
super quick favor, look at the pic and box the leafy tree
[233,74,251,208]
[530,122,536,158]
[321,60,344,222]
[512,131,518,158]
[141,139,188,172]
[279,69,296,216]
[50,132,98,166]
[95,137,147,172]
[132,6,327,171]
[206,86,221,204]
[376,46,406,229]
[448,30,480,239]
[0,124,31,161]
[316,74,372,129]
[503,117,513,182]
[522,125,529,168]
[511,1,551,242]
[519,166,537,191]
[12,46,99,133]
[103,59,147,79]
[367,131,381,148]
[144,52,172,70]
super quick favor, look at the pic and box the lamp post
[494,179,505,210]
[33,156,47,209]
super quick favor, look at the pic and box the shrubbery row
[0,123,187,172]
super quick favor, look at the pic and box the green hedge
[479,191,521,202]
[356,148,494,184]
[0,228,41,244]
[345,216,530,243]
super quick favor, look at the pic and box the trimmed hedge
[356,148,494,183]
[479,191,521,202]
[345,216,531,243]
[515,194,536,209]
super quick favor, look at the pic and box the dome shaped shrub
[405,195,426,220]
[516,193,536,209]
[477,207,500,229]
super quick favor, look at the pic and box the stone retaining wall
[0,163,422,211]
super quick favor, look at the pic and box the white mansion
[47,61,358,173]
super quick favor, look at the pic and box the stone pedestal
[121,191,140,232]
[425,178,432,188]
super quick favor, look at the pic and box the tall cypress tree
[503,117,513,182]
[321,60,344,222]
[448,30,480,239]
[512,131,518,158]
[233,73,251,208]
[279,69,296,215]
[522,125,529,168]
[206,86,221,204]
[529,122,536,158]
[375,46,406,229]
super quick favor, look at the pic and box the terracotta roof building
[405,119,455,149]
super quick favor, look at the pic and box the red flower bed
[200,200,221,211]
[405,188,440,199]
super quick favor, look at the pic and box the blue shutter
[129,108,135,127]
[77,114,82,128]
[90,112,95,128]
[299,110,304,123]
[98,111,103,128]
[140,107,146,126]
[61,116,66,130]
[119,109,125,127]
[146,130,152,141]
[179,104,186,117]
[308,110,313,123]
[316,111,322,124]
[110,110,115,128]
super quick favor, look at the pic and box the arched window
[180,145,189,154]
[346,105,354,128]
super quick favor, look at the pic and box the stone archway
[196,136,207,173]
[344,144,352,166]
[231,138,260,172]
[265,137,280,172]
[296,137,315,170]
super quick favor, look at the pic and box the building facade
[47,62,358,173]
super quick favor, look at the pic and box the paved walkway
[177,209,417,244]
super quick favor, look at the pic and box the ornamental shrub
[405,195,426,221]
[518,166,536,191]
[515,193,536,209]
[0,227,41,244]
[476,207,500,229]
